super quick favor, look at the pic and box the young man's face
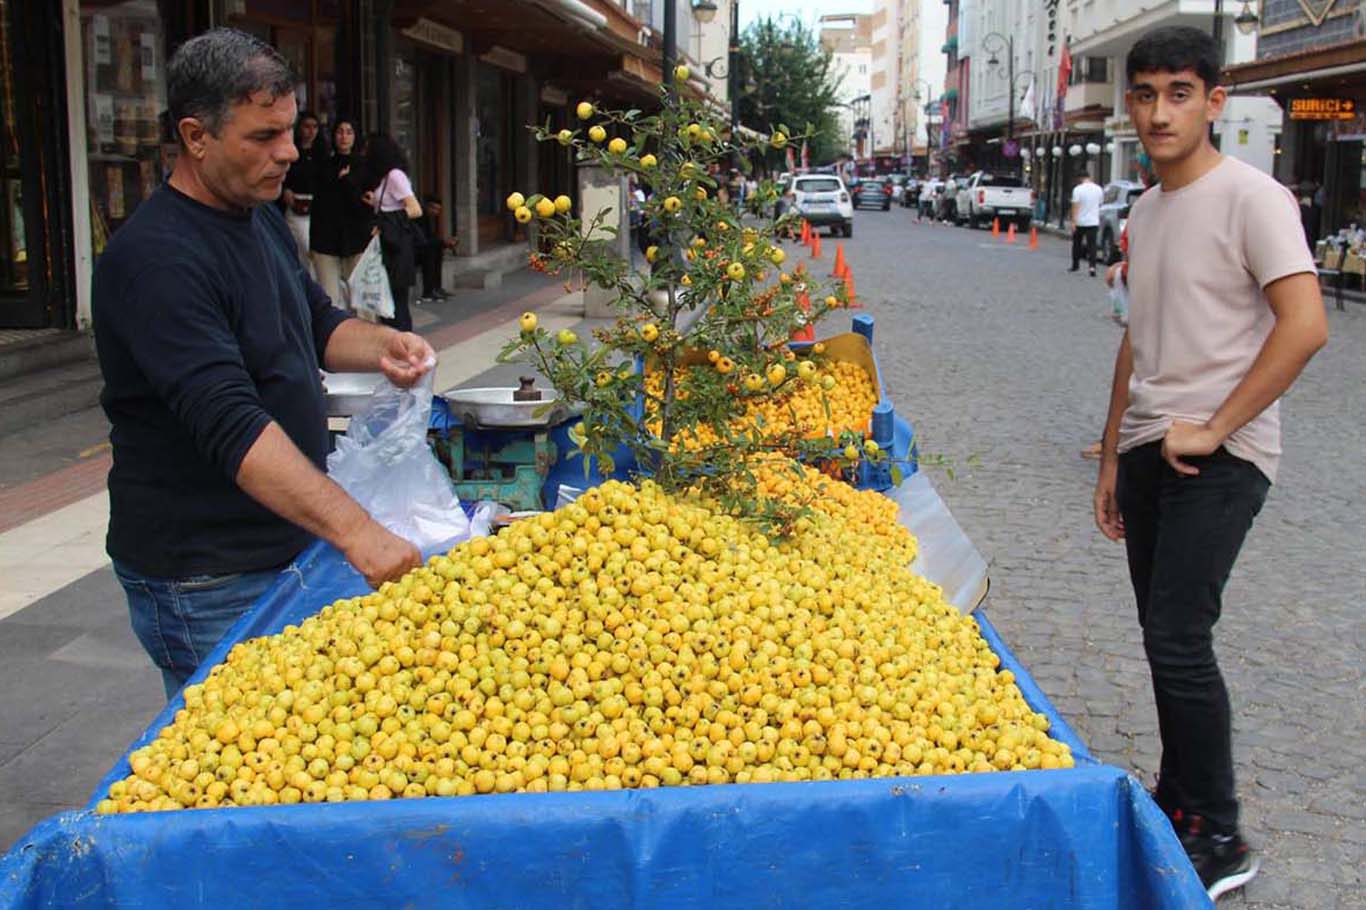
[1126,68,1225,168]
[298,116,319,148]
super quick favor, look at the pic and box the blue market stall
[0,318,1211,909]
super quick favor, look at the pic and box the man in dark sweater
[93,28,433,697]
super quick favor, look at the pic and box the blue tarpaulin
[0,538,1210,908]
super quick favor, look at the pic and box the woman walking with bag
[362,134,422,332]
[310,118,373,308]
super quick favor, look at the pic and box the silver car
[1098,180,1146,265]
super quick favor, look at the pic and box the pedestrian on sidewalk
[93,28,433,699]
[417,194,458,302]
[1068,168,1103,275]
[362,133,423,332]
[309,117,373,308]
[1092,25,1327,901]
[280,110,324,272]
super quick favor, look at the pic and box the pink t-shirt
[373,168,414,212]
[1119,155,1316,483]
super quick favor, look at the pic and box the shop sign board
[1289,97,1356,121]
[401,19,464,55]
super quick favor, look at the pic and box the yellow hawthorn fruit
[674,64,690,81]
[797,360,817,380]
[554,195,572,215]
[864,439,880,455]
[588,125,607,143]
[514,205,533,224]
[844,443,860,460]
[821,374,837,390]
[766,363,787,386]
[680,275,692,286]
[576,101,594,120]
[686,123,701,139]
[535,198,556,218]
[519,312,538,333]
[770,131,788,149]
[640,153,657,168]
[693,187,707,201]
[707,349,721,363]
[608,137,628,154]
[557,329,578,345]
[779,272,792,285]
[726,262,746,281]
[744,373,765,393]
[645,245,659,263]
[596,371,612,388]
[813,342,826,354]
[715,356,735,374]
[663,196,682,214]
[505,192,525,212]
[557,129,574,146]
[640,323,660,343]
[769,247,786,265]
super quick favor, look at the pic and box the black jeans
[1117,441,1269,834]
[418,239,443,297]
[1071,225,1098,270]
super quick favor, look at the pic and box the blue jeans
[113,560,286,699]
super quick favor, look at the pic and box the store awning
[1222,38,1366,94]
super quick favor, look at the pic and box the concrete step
[0,330,96,383]
[0,359,104,438]
[445,243,532,290]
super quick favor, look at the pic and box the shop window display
[80,0,168,258]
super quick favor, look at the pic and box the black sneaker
[1187,829,1259,900]
[1089,267,1097,277]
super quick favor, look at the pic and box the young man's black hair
[1126,26,1221,90]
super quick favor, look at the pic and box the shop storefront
[1,0,74,330]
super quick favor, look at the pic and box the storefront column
[453,51,478,257]
[514,74,539,201]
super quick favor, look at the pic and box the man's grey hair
[167,28,295,141]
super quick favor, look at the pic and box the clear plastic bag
[326,368,480,554]
[347,235,395,319]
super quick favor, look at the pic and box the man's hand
[1093,458,1125,541]
[379,332,436,388]
[344,520,422,589]
[1105,262,1123,288]
[1161,419,1222,476]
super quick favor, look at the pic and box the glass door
[0,0,50,328]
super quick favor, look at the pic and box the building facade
[820,13,874,160]
[905,0,948,170]
[0,0,719,337]
[1225,0,1365,243]
[870,0,901,158]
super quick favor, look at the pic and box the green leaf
[890,464,904,487]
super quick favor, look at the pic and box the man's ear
[1206,84,1228,122]
[178,117,210,159]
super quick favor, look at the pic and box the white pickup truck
[954,171,1034,230]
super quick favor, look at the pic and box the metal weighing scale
[435,380,580,512]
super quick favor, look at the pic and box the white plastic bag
[327,370,478,554]
[347,235,395,319]
[1109,279,1129,325]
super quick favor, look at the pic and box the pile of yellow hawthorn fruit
[644,347,880,451]
[97,459,1072,814]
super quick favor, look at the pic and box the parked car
[900,176,921,208]
[887,173,909,204]
[790,174,854,237]
[849,176,893,211]
[953,171,1034,230]
[1097,179,1146,264]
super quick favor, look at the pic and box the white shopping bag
[347,235,395,319]
[327,369,481,554]
[1109,280,1129,325]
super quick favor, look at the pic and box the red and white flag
[800,140,810,171]
[785,145,796,172]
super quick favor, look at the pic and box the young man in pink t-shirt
[1092,26,1328,901]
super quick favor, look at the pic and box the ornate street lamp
[692,0,719,24]
[1234,1,1260,35]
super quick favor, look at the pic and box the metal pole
[664,0,677,89]
[729,1,739,134]
[1007,36,1015,174]
[1212,0,1224,66]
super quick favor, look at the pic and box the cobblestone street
[839,209,1365,908]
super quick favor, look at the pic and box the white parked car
[790,174,854,237]
[954,171,1034,230]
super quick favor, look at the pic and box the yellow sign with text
[1289,98,1356,121]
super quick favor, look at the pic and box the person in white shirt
[1069,169,1105,275]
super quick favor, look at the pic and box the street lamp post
[981,31,1026,174]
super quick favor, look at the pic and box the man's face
[192,90,299,209]
[1126,68,1225,168]
[298,116,319,148]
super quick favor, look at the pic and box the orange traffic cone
[844,272,859,308]
[831,243,847,277]
[836,257,849,280]
[1006,223,1017,244]
[801,220,811,245]
[991,217,1000,238]
[811,232,822,259]
[1028,225,1039,250]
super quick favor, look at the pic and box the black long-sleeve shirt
[93,184,351,578]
